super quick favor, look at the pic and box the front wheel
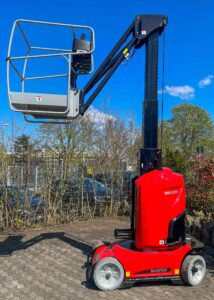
[181,255,206,286]
[93,257,124,291]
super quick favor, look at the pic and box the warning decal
[36,96,42,102]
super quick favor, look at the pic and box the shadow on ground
[0,232,93,256]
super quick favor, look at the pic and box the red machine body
[92,241,192,281]
[90,168,192,283]
[135,168,186,249]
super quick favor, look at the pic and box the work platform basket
[7,19,95,122]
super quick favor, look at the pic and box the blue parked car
[55,177,123,204]
[0,185,45,221]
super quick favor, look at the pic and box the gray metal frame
[7,19,95,120]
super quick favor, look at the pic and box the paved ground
[0,218,213,300]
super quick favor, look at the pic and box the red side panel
[135,168,186,249]
[113,243,192,279]
[92,242,192,279]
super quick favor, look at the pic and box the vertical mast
[140,30,161,174]
[143,31,159,149]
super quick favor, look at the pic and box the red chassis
[91,241,192,284]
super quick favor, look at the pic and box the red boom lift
[7,15,206,291]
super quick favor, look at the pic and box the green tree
[161,103,213,158]
[13,135,35,186]
[162,147,188,175]
[14,134,33,158]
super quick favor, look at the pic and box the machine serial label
[159,239,165,245]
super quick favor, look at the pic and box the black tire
[171,278,184,285]
[181,255,206,286]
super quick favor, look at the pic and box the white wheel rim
[95,262,123,290]
[189,259,205,285]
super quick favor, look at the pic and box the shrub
[186,156,214,218]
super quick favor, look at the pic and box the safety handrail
[7,19,95,119]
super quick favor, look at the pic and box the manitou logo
[164,189,179,196]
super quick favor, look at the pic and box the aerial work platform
[7,19,95,123]
[6,15,206,291]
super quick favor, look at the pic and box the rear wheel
[181,255,206,286]
[93,257,124,291]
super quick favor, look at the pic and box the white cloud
[163,85,195,100]
[86,106,115,126]
[198,75,214,88]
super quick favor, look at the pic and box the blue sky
[0,0,214,130]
